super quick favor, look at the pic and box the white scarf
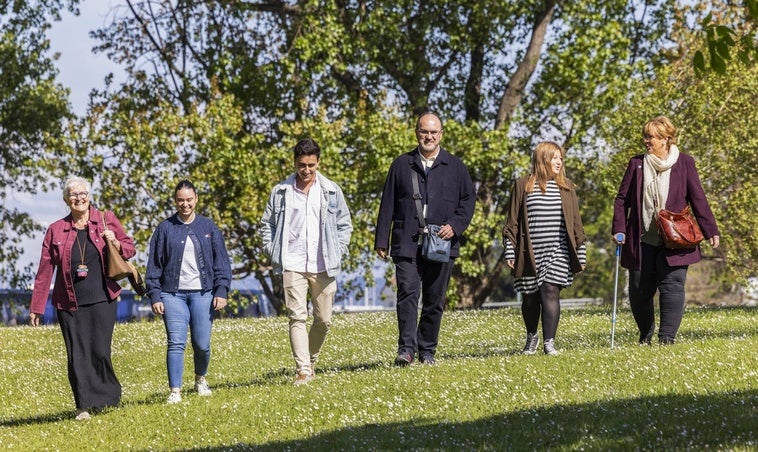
[642,144,680,231]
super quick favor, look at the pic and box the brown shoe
[293,371,314,386]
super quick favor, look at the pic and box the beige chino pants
[283,271,336,376]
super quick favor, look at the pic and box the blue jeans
[161,291,214,389]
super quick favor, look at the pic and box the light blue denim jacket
[261,172,352,276]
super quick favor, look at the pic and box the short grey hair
[62,176,91,201]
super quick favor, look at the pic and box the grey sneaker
[522,332,540,355]
[75,409,91,421]
[543,339,560,356]
[195,377,212,396]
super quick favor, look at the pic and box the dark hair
[174,179,197,198]
[293,138,321,160]
[415,111,444,130]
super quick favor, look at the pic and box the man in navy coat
[375,112,475,366]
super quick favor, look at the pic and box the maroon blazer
[30,206,136,313]
[612,153,720,271]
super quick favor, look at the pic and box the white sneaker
[194,377,212,396]
[75,410,91,421]
[167,391,182,404]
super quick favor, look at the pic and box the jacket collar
[408,146,450,172]
[280,171,336,193]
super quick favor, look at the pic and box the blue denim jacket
[146,213,232,304]
[261,172,352,277]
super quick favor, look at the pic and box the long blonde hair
[525,141,571,193]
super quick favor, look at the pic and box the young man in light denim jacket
[261,138,353,386]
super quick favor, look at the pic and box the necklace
[75,229,88,279]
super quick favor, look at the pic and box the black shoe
[639,331,654,345]
[659,336,676,345]
[394,352,413,367]
[419,354,436,365]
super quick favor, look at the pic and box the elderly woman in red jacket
[612,116,720,345]
[30,176,136,420]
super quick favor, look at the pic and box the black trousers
[57,300,121,410]
[394,250,454,357]
[628,243,689,342]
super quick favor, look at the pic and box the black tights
[522,282,561,341]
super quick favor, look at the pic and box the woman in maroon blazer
[612,116,720,345]
[30,176,136,420]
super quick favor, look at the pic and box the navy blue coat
[374,147,476,259]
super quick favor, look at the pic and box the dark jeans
[629,243,688,342]
[521,282,561,341]
[394,250,454,358]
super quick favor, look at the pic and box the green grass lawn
[1,306,755,451]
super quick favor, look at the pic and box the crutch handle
[614,233,625,257]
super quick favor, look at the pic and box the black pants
[394,250,454,357]
[521,282,561,341]
[57,300,121,410]
[628,243,688,342]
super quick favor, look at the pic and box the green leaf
[711,52,727,74]
[694,51,706,73]
[715,41,732,60]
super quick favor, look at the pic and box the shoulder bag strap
[101,210,109,233]
[411,170,426,229]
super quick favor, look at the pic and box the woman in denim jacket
[147,180,231,404]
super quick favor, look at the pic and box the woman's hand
[213,297,227,311]
[709,235,720,249]
[506,259,515,270]
[29,312,41,327]
[101,230,121,251]
[152,302,165,315]
[613,233,626,245]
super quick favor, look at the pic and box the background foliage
[2,0,757,308]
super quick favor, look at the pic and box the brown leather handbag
[656,206,704,249]
[102,211,132,280]
[102,211,147,296]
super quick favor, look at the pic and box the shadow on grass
[200,389,757,451]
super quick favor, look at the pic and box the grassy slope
[1,306,755,451]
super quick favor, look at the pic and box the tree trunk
[454,249,510,308]
[494,0,557,131]
[464,41,485,122]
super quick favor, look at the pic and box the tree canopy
[5,0,757,309]
[0,0,74,288]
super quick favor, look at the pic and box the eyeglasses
[416,129,441,137]
[68,191,89,200]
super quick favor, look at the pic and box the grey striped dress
[505,180,586,294]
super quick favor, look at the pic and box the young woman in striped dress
[502,142,586,355]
